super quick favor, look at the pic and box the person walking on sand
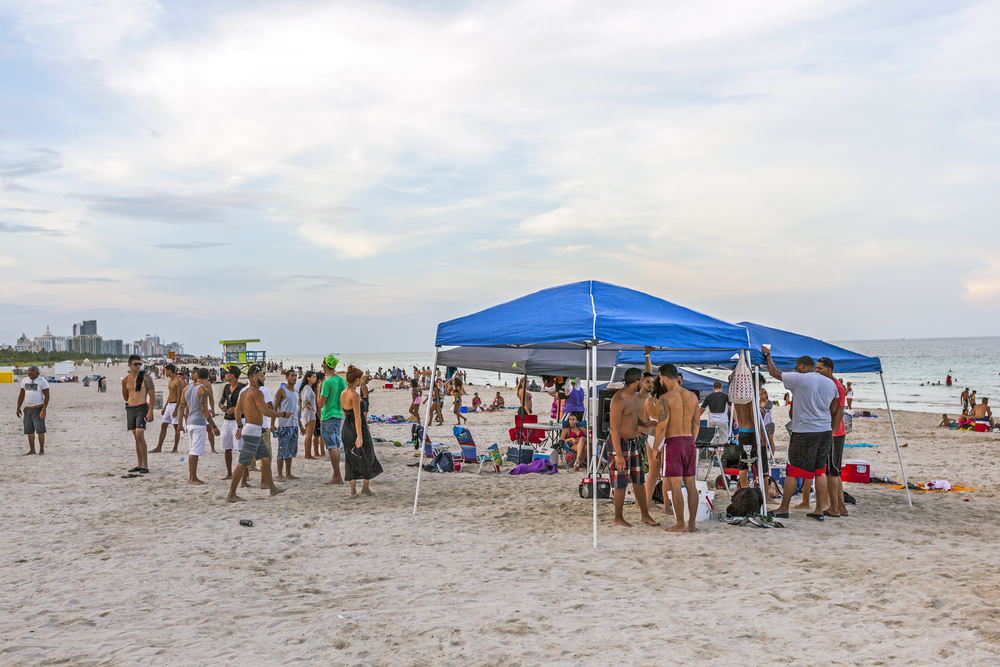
[219,366,247,483]
[408,379,422,422]
[318,355,347,486]
[151,364,183,454]
[227,365,291,502]
[453,376,468,425]
[17,365,49,455]
[341,365,383,497]
[179,368,220,485]
[122,355,155,474]
[607,368,659,528]
[766,350,840,522]
[273,369,302,482]
[657,364,702,533]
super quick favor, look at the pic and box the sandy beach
[2,374,1000,666]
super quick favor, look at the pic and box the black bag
[411,424,424,448]
[650,479,664,505]
[725,487,764,517]
[426,451,454,473]
[843,490,857,505]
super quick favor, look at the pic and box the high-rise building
[69,334,103,356]
[102,339,124,356]
[34,325,56,352]
[73,320,98,336]
[14,333,31,352]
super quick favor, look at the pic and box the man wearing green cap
[318,354,347,485]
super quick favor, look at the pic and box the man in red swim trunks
[657,363,702,533]
[607,368,659,528]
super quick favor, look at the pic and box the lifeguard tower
[220,339,266,373]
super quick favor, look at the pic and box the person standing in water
[340,365,383,497]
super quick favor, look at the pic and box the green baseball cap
[323,354,339,370]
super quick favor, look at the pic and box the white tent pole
[413,346,440,515]
[750,359,767,517]
[592,343,599,548]
[879,371,912,508]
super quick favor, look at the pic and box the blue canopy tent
[415,281,759,545]
[615,322,911,506]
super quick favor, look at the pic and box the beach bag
[429,450,454,473]
[729,351,754,405]
[842,412,853,435]
[725,487,763,517]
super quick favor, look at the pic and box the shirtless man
[645,375,668,509]
[121,355,155,474]
[607,367,659,528]
[219,366,247,483]
[657,363,702,533]
[151,364,183,454]
[227,365,291,502]
[179,368,220,485]
[971,398,994,428]
[961,388,970,414]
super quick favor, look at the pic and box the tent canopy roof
[615,321,882,373]
[436,346,620,380]
[435,281,751,351]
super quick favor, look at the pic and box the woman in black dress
[340,365,383,497]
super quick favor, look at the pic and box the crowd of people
[940,386,995,430]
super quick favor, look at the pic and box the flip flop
[823,510,840,518]
[128,467,142,473]
[121,473,142,478]
[773,512,789,519]
[806,513,825,521]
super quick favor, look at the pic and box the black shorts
[787,431,832,480]
[827,435,846,477]
[126,404,149,431]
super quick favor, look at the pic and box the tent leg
[591,344,599,549]
[413,346,440,515]
[751,362,768,519]
[880,372,912,508]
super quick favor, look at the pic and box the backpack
[426,450,454,473]
[725,487,763,517]
[411,424,424,449]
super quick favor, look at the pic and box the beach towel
[509,459,558,475]
[877,482,978,493]
[844,443,877,448]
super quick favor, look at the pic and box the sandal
[823,510,839,518]
[806,513,825,521]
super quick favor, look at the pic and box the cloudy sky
[1,0,998,355]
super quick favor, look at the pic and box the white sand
[2,373,1000,665]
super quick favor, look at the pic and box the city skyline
[9,321,183,358]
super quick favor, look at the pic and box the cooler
[532,448,557,465]
[842,459,870,484]
[975,422,989,432]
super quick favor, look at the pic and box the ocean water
[272,337,1000,414]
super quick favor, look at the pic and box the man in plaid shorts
[608,368,659,528]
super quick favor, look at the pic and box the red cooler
[842,459,870,484]
[975,422,989,432]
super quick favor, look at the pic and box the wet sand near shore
[2,377,999,665]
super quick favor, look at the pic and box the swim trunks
[126,404,148,431]
[238,432,271,467]
[786,430,832,479]
[276,426,299,459]
[220,419,241,451]
[162,402,179,425]
[661,435,697,478]
[827,434,846,477]
[22,406,45,435]
[610,436,645,489]
[188,425,207,457]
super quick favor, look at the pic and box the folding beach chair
[477,444,503,474]
[453,426,481,466]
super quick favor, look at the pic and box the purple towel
[509,459,558,475]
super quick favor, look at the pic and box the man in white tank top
[273,369,302,482]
